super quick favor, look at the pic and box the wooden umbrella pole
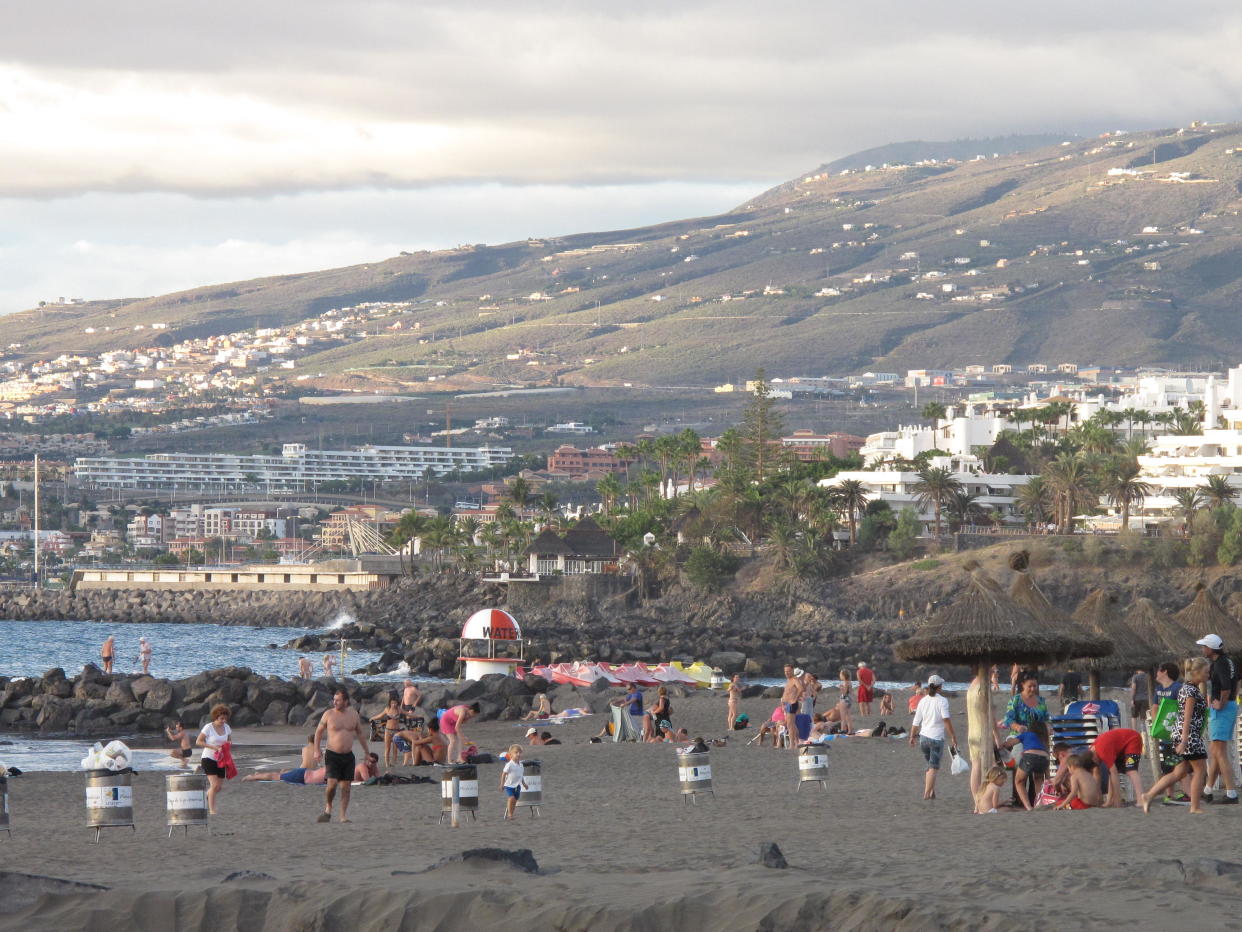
[1089,670,1101,702]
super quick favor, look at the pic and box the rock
[105,681,135,705]
[522,675,550,694]
[230,707,259,728]
[222,871,276,883]
[424,848,539,874]
[742,685,767,699]
[36,698,74,733]
[261,700,290,726]
[755,842,788,869]
[761,686,783,699]
[287,705,311,727]
[708,651,747,673]
[142,681,175,713]
[129,676,157,701]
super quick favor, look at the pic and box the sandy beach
[1,688,1238,931]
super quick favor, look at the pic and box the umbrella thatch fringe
[1072,587,1158,671]
[1173,583,1242,646]
[897,567,1107,666]
[1125,597,1195,660]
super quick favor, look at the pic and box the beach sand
[0,689,1236,931]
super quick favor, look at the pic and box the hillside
[8,122,1242,387]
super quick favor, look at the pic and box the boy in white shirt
[501,744,528,820]
[908,674,958,800]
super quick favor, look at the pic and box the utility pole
[33,454,40,587]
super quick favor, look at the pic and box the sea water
[0,618,392,682]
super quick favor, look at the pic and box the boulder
[522,675,551,694]
[142,681,175,713]
[755,842,788,869]
[104,681,135,705]
[129,676,157,701]
[230,707,259,728]
[180,673,218,704]
[708,651,747,674]
[261,700,290,726]
[36,698,74,733]
[287,705,310,727]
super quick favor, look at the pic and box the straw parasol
[1172,583,1242,648]
[1071,587,1161,699]
[1007,550,1112,660]
[896,562,1106,775]
[1125,597,1196,707]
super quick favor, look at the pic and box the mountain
[8,122,1242,387]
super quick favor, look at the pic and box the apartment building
[75,442,514,490]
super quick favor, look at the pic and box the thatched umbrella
[1125,597,1194,708]
[896,563,1106,776]
[1072,588,1160,700]
[1173,583,1242,649]
[1007,551,1112,658]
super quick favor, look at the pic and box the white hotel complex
[74,442,514,490]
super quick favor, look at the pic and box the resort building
[860,410,1009,464]
[523,518,620,575]
[819,456,1035,534]
[780,430,865,461]
[74,442,514,490]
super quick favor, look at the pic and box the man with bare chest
[313,689,369,823]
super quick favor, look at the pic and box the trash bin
[85,768,134,842]
[437,763,478,823]
[0,775,10,838]
[676,748,713,803]
[515,759,542,816]
[165,772,209,837]
[797,746,829,790]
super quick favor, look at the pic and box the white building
[819,455,1034,534]
[75,442,514,491]
[860,407,1009,465]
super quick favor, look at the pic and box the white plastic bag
[949,749,969,776]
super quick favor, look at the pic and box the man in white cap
[1197,634,1238,804]
[138,636,152,675]
[908,674,958,800]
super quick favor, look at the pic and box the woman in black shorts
[1142,657,1209,814]
[197,704,233,815]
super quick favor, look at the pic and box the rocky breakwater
[0,665,560,737]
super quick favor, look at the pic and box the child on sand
[1056,754,1102,810]
[974,766,1008,813]
[501,744,528,820]
[1005,721,1050,811]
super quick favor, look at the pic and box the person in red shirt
[857,662,876,716]
[1093,727,1146,807]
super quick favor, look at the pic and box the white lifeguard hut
[458,608,524,680]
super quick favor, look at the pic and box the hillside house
[523,518,620,575]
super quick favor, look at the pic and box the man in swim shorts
[313,688,369,823]
[1198,634,1239,804]
[1092,727,1146,807]
[781,665,802,751]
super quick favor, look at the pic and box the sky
[3,0,1242,313]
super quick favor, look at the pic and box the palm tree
[912,466,962,540]
[1171,408,1203,436]
[1015,476,1050,529]
[1044,453,1097,533]
[537,491,559,519]
[1199,475,1236,510]
[829,479,869,546]
[595,474,622,516]
[1172,488,1204,537]
[1103,460,1152,531]
[506,477,531,510]
[921,401,947,426]
[945,489,987,532]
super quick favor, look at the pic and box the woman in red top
[1093,727,1146,807]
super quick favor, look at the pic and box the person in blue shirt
[624,686,644,736]
[1003,721,1050,810]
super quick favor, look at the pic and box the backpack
[733,714,750,730]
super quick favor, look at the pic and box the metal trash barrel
[515,759,542,816]
[165,772,209,837]
[438,763,479,823]
[85,768,134,842]
[0,775,10,838]
[677,748,714,803]
[797,746,829,790]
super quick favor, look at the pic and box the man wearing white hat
[1197,634,1238,804]
[138,637,152,675]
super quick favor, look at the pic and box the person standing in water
[138,637,153,675]
[298,657,313,680]
[101,635,115,674]
[322,653,337,679]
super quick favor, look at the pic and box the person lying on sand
[1056,754,1103,810]
[245,767,328,785]
[529,730,561,746]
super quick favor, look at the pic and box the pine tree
[741,368,785,482]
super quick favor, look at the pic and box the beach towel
[215,742,238,780]
[611,705,640,742]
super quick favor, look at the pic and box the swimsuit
[324,749,355,782]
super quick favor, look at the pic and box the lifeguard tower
[458,608,524,680]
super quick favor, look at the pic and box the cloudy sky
[3,1,1242,313]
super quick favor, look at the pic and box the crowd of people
[906,632,1242,816]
